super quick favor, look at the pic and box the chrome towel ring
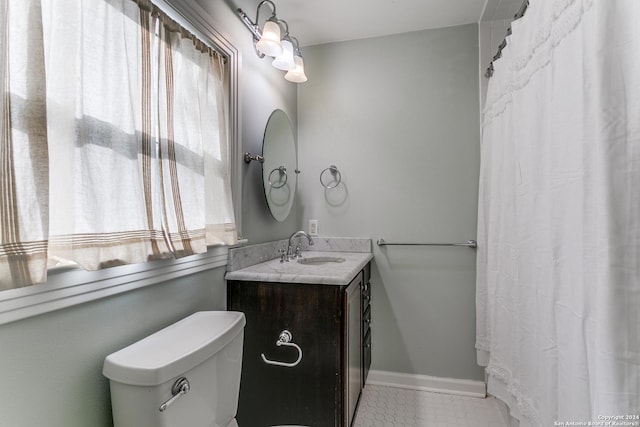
[268,166,288,188]
[261,330,303,368]
[320,165,341,189]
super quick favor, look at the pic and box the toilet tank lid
[102,311,245,386]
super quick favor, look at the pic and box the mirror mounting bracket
[244,152,265,163]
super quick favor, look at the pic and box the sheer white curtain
[477,0,640,425]
[0,0,236,290]
[205,53,237,246]
[0,0,50,287]
[44,0,163,269]
[156,21,237,256]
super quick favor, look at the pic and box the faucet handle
[279,248,288,263]
[294,245,302,258]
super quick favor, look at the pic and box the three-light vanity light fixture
[237,0,308,83]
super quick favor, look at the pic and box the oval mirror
[262,110,297,222]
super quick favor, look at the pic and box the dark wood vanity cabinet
[227,263,371,427]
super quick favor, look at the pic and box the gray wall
[0,268,226,427]
[0,0,299,426]
[297,24,483,380]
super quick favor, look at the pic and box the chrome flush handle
[159,377,190,412]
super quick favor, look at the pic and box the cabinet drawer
[362,305,371,335]
[362,281,371,311]
[363,263,371,285]
[363,329,372,384]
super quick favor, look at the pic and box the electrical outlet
[309,219,318,236]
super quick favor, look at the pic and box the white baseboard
[366,369,487,398]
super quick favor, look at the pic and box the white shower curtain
[477,1,640,426]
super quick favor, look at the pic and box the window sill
[0,246,230,325]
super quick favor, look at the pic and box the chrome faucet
[281,230,314,262]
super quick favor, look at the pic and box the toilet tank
[103,311,245,427]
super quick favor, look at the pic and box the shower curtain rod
[484,0,529,78]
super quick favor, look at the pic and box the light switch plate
[309,220,318,236]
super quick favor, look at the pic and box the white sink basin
[297,256,346,265]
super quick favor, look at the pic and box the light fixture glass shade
[285,55,308,83]
[256,20,282,57]
[272,39,296,70]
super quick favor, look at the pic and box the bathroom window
[0,0,240,312]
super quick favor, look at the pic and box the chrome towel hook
[320,165,341,189]
[261,330,303,368]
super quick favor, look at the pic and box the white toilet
[103,311,246,427]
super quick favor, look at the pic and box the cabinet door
[228,281,342,427]
[344,273,362,426]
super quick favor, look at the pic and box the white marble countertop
[224,250,373,286]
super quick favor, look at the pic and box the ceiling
[247,0,524,47]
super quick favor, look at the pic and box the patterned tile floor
[352,385,508,427]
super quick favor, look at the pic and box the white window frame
[0,0,242,326]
